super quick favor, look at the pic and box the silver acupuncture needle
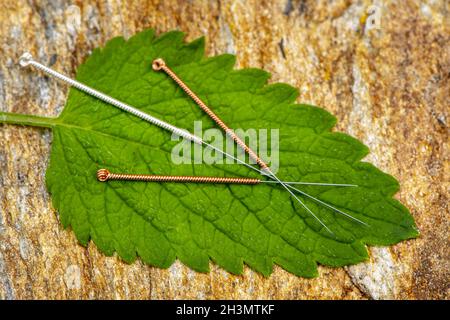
[18,52,366,230]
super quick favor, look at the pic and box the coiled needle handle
[97,169,260,184]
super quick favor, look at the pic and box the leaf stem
[0,112,58,128]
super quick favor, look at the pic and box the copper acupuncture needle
[153,58,368,230]
[152,59,269,170]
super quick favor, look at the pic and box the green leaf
[0,29,418,277]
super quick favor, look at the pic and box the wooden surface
[0,0,448,299]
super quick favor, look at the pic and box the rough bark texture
[0,0,448,300]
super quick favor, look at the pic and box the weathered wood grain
[0,0,448,299]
